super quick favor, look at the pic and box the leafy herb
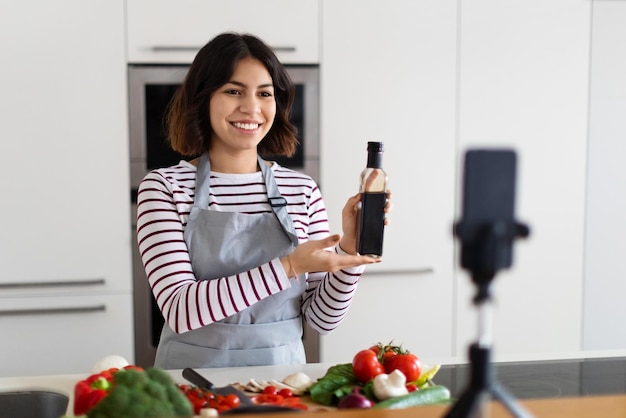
[309,363,359,406]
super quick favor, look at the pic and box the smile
[232,122,260,130]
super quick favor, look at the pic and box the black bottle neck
[367,152,383,168]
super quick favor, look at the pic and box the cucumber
[372,385,451,410]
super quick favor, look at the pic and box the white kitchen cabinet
[583,1,626,353]
[320,0,599,365]
[456,1,592,361]
[0,0,133,375]
[126,0,320,64]
[0,294,133,377]
[319,1,458,364]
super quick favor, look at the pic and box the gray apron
[154,153,306,369]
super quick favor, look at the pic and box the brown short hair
[166,32,298,158]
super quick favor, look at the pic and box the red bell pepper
[73,366,142,415]
[73,368,117,415]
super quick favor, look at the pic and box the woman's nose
[239,95,261,114]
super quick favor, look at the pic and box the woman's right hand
[282,234,380,277]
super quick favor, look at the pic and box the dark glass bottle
[356,142,388,257]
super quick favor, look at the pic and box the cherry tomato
[352,349,385,383]
[283,397,309,410]
[177,385,240,414]
[221,393,241,408]
[253,393,285,405]
[262,385,278,395]
[384,353,422,382]
[278,388,293,398]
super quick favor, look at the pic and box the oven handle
[151,45,297,53]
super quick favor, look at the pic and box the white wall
[455,0,592,362]
[583,1,626,353]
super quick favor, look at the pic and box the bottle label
[357,192,386,257]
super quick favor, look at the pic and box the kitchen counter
[0,363,330,416]
[1,359,626,417]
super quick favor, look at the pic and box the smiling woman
[127,49,321,369]
[134,32,391,370]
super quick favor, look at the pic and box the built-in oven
[128,65,320,367]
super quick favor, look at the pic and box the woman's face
[208,57,276,157]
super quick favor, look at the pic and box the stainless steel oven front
[128,65,320,367]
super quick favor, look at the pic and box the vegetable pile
[73,366,193,418]
[309,342,451,410]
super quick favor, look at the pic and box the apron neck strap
[194,153,299,246]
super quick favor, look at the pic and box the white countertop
[0,363,334,415]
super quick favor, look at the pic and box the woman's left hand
[339,190,392,255]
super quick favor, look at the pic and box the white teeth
[233,122,259,130]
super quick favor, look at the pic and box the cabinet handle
[364,268,435,276]
[0,278,105,289]
[151,45,297,53]
[0,305,106,316]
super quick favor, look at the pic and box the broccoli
[86,368,193,418]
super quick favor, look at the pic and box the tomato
[369,344,397,363]
[282,397,309,410]
[278,388,293,398]
[178,385,241,414]
[384,353,422,382]
[406,384,418,392]
[221,393,241,408]
[352,349,385,383]
[262,385,278,395]
[253,392,308,411]
[253,394,285,405]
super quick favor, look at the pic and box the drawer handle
[0,305,106,316]
[151,45,297,53]
[364,268,435,276]
[0,278,105,289]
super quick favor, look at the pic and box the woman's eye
[259,91,273,98]
[225,89,241,95]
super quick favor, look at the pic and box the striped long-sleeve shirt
[136,160,364,335]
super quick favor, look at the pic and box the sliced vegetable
[178,384,240,414]
[373,385,451,410]
[252,392,308,410]
[262,386,278,395]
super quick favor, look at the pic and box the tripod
[445,221,533,418]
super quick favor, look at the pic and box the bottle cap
[367,142,384,152]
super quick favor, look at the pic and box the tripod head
[454,149,530,304]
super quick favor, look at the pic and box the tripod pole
[445,286,534,418]
[477,295,493,349]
